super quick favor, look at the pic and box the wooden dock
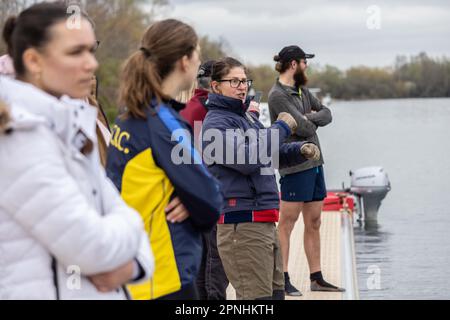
[226,210,359,300]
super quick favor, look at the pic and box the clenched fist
[277,112,297,133]
[300,143,321,161]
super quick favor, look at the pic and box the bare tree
[0,0,40,53]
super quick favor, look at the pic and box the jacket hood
[0,76,97,144]
[206,93,248,115]
[193,88,209,100]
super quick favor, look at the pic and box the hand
[300,143,321,161]
[248,101,260,114]
[0,100,11,133]
[277,112,297,132]
[89,260,134,293]
[165,197,190,223]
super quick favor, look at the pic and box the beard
[294,66,308,88]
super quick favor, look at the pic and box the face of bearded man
[294,63,308,88]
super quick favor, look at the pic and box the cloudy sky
[159,0,450,70]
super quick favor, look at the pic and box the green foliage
[199,35,229,61]
[247,65,278,102]
[83,0,156,121]
[308,52,450,100]
[1,1,449,110]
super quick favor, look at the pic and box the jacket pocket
[252,172,279,201]
[210,165,253,199]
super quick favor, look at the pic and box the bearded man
[268,45,343,296]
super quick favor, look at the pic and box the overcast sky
[158,0,450,70]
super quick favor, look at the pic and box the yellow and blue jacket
[106,100,222,299]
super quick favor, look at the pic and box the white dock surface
[227,210,357,300]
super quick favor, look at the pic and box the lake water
[262,98,450,299]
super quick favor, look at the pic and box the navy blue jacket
[106,100,223,298]
[202,93,309,215]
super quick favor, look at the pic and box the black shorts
[280,166,327,203]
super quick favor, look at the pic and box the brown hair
[274,54,296,74]
[211,57,246,82]
[2,2,90,77]
[119,19,198,119]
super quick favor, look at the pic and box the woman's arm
[0,127,145,276]
[202,114,294,175]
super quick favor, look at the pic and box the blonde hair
[175,81,197,103]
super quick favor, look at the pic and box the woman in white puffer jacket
[0,2,154,300]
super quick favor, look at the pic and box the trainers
[284,274,302,296]
[310,280,345,292]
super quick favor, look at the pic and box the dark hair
[274,54,297,74]
[119,19,198,119]
[2,2,90,76]
[197,60,215,90]
[0,99,11,134]
[211,57,246,82]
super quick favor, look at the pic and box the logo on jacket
[110,125,130,155]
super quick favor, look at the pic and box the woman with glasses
[201,57,321,300]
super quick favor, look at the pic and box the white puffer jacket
[0,77,154,300]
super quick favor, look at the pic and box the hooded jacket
[106,99,223,299]
[0,76,154,300]
[180,88,209,128]
[201,93,309,222]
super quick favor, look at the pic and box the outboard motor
[349,167,391,222]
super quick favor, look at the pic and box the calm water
[261,99,450,299]
[317,98,450,300]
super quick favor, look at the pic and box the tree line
[307,53,450,100]
[1,0,449,122]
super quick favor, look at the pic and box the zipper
[122,285,131,300]
[51,257,60,300]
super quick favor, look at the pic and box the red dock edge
[323,192,355,212]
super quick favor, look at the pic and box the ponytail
[3,16,17,56]
[274,54,292,74]
[118,19,198,119]
[119,51,166,119]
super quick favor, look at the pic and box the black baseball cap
[197,60,215,79]
[277,45,315,63]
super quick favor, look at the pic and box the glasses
[218,78,253,88]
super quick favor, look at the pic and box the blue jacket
[202,93,309,217]
[106,100,222,299]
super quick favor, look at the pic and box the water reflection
[354,221,393,299]
[321,98,450,299]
